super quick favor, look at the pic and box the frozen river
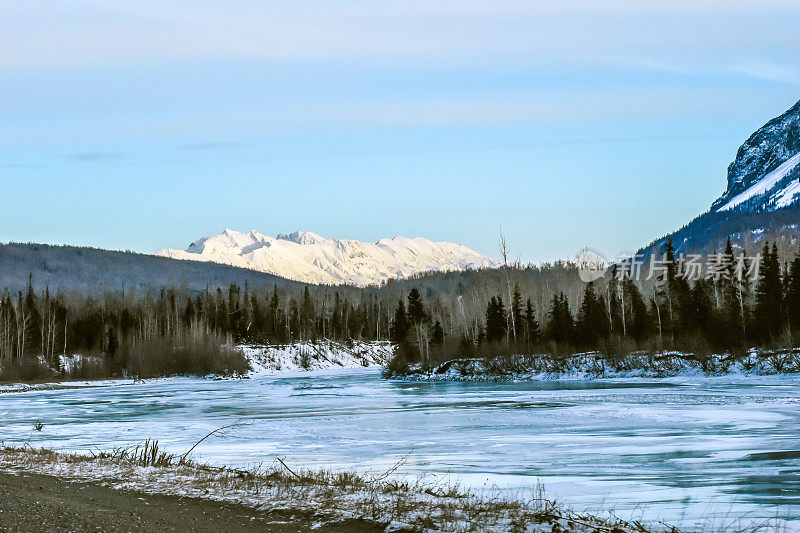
[2,369,799,529]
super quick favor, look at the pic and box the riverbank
[0,470,380,532]
[1,340,394,386]
[0,445,663,532]
[242,340,394,374]
[387,348,800,381]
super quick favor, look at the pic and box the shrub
[0,357,54,382]
[64,356,108,380]
[126,335,250,378]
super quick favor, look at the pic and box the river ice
[1,369,799,529]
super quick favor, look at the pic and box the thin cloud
[2,2,799,69]
[179,142,244,151]
[4,163,44,169]
[63,152,127,162]
[731,63,800,85]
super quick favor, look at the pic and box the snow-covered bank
[241,340,394,375]
[0,341,392,390]
[394,349,800,381]
[0,445,658,532]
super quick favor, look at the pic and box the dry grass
[0,442,670,532]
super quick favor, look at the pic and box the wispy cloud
[179,142,244,151]
[2,2,799,69]
[730,63,800,85]
[63,152,127,162]
[4,163,44,169]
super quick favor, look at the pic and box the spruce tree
[689,277,715,339]
[511,284,523,343]
[546,293,574,345]
[719,238,744,347]
[268,284,279,338]
[390,299,409,344]
[623,276,649,342]
[786,253,800,335]
[485,296,507,343]
[300,286,316,338]
[576,282,609,348]
[607,267,624,335]
[431,320,444,345]
[331,293,342,341]
[754,241,784,343]
[407,288,426,324]
[524,298,540,345]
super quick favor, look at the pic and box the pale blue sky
[2,1,800,262]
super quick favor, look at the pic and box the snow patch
[241,340,394,375]
[717,152,800,211]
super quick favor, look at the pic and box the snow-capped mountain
[155,229,497,286]
[639,100,800,258]
[711,99,800,212]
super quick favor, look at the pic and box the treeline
[0,277,391,380]
[3,237,799,380]
[385,238,800,373]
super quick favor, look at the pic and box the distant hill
[0,242,298,294]
[640,99,800,259]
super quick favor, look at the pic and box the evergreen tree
[689,277,715,340]
[524,298,540,344]
[249,294,263,340]
[268,285,279,337]
[546,292,573,344]
[786,252,800,335]
[511,284,523,343]
[607,268,624,335]
[623,276,649,342]
[407,288,426,324]
[431,320,444,345]
[389,299,409,343]
[485,296,507,343]
[106,327,118,357]
[718,238,744,346]
[575,282,609,348]
[183,297,195,327]
[331,292,342,340]
[754,241,784,343]
[300,286,316,338]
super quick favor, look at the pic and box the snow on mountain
[711,99,800,213]
[637,100,800,258]
[717,152,800,211]
[155,229,497,286]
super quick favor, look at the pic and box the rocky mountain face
[712,100,800,212]
[156,229,497,286]
[641,100,800,258]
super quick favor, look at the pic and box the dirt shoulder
[0,471,382,533]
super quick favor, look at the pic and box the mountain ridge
[711,99,800,213]
[638,99,800,259]
[156,229,498,286]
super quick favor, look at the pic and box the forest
[1,238,799,381]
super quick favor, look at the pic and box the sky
[2,1,800,263]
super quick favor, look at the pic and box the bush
[0,358,54,382]
[125,335,250,378]
[64,356,108,380]
[382,353,411,378]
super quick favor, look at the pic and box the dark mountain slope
[0,242,298,293]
